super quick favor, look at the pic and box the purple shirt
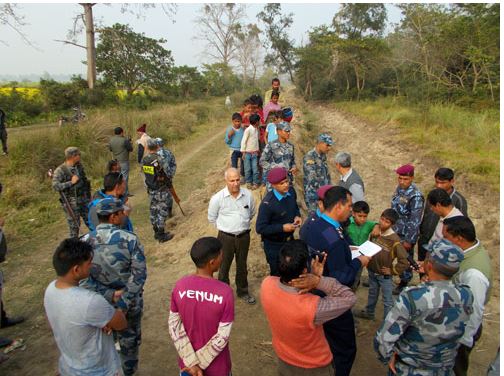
[171,275,235,376]
[263,101,281,122]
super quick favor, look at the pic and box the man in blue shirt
[224,113,245,179]
[256,167,301,276]
[301,186,370,376]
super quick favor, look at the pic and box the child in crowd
[346,201,379,246]
[264,110,282,144]
[44,238,126,376]
[263,91,281,123]
[107,159,121,173]
[169,237,234,376]
[355,209,409,320]
[249,94,265,124]
[224,113,245,178]
[240,113,261,189]
[240,99,253,126]
[281,107,293,123]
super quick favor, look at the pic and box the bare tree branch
[54,39,86,49]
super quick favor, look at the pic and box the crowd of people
[0,79,496,375]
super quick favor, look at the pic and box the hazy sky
[1,3,402,78]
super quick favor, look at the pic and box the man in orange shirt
[261,240,356,376]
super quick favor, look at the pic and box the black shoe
[1,316,24,329]
[0,337,12,348]
[158,232,174,243]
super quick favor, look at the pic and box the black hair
[443,216,476,242]
[274,110,282,118]
[381,208,399,224]
[232,112,242,121]
[271,91,280,99]
[427,188,452,207]
[279,240,309,284]
[114,127,123,135]
[272,78,280,84]
[103,172,124,192]
[190,237,222,268]
[323,186,351,212]
[97,213,113,223]
[52,238,93,276]
[107,159,119,172]
[243,99,253,106]
[249,94,263,108]
[249,113,261,125]
[352,201,369,214]
[435,167,455,181]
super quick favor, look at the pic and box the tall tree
[333,3,387,39]
[194,3,245,67]
[96,23,174,95]
[257,3,296,82]
[235,23,263,86]
[57,4,177,90]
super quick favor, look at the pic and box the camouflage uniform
[303,148,331,212]
[156,142,177,218]
[52,162,91,238]
[391,183,424,283]
[80,199,147,376]
[260,139,296,191]
[374,240,473,376]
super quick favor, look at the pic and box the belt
[219,230,250,238]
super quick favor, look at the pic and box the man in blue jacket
[256,167,301,276]
[300,186,370,376]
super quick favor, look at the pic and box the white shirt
[208,187,256,235]
[428,206,463,245]
[455,241,490,347]
[240,125,259,152]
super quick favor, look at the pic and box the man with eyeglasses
[260,122,297,191]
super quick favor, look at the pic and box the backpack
[142,153,169,190]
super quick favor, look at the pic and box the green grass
[336,98,500,190]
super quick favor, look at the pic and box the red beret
[396,164,415,176]
[137,123,147,133]
[267,167,288,184]
[317,185,333,200]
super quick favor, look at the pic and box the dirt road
[0,98,499,375]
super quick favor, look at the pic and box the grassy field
[335,98,500,190]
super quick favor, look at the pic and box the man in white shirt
[334,152,365,203]
[442,216,492,376]
[208,168,257,304]
[426,188,463,247]
[44,238,127,376]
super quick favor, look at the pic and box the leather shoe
[1,316,25,329]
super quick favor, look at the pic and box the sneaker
[353,309,375,320]
[239,294,256,305]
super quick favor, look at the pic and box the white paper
[351,240,382,259]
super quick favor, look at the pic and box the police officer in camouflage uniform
[303,133,333,212]
[80,198,147,376]
[155,137,177,218]
[260,121,297,191]
[391,164,424,294]
[141,139,174,242]
[374,239,473,376]
[52,147,91,238]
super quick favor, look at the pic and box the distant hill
[0,73,77,84]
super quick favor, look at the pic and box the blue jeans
[230,150,244,177]
[119,161,130,195]
[365,269,394,319]
[243,153,259,184]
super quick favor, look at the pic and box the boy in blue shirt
[225,113,245,178]
[264,110,282,144]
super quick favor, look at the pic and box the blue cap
[426,239,464,269]
[317,133,333,146]
[95,198,124,215]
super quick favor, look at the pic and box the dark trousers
[323,310,356,376]
[0,129,7,154]
[454,325,483,376]
[217,231,250,296]
[231,150,245,177]
[263,240,285,276]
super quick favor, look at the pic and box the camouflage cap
[154,137,164,146]
[317,133,333,146]
[146,138,159,150]
[64,146,80,158]
[276,121,292,132]
[95,197,124,215]
[426,239,464,269]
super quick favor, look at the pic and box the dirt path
[0,98,499,375]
